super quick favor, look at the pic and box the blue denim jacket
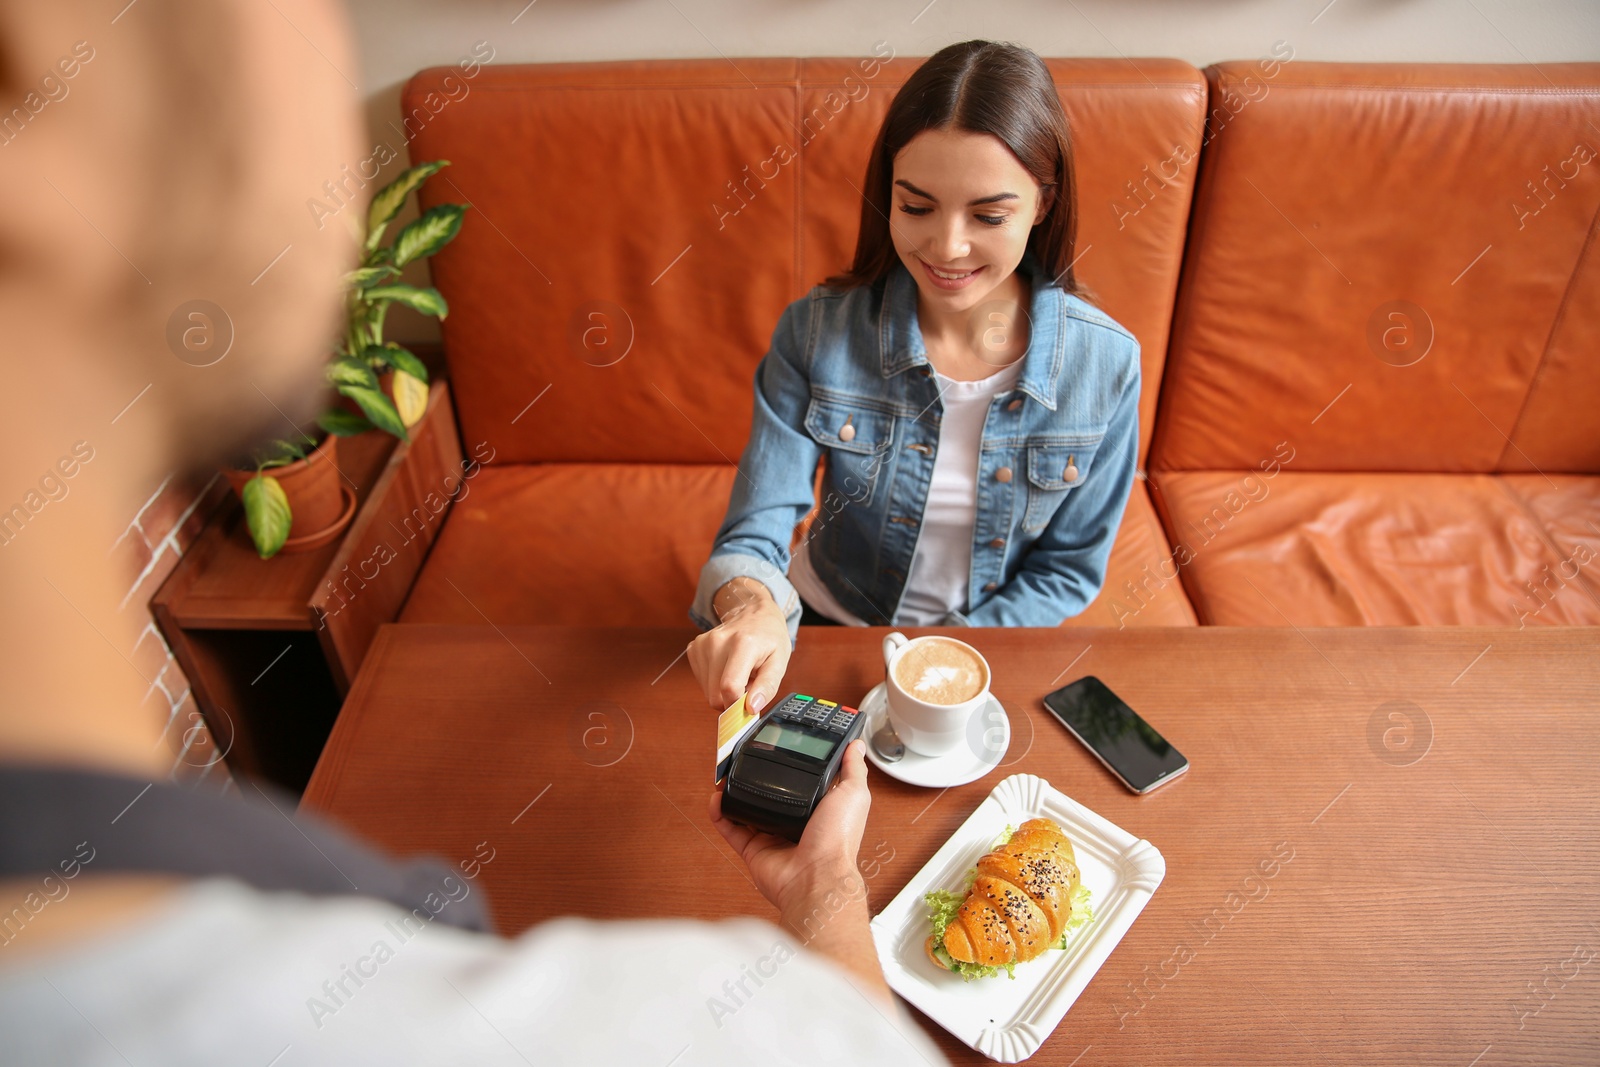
[689,249,1141,643]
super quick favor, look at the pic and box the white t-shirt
[0,878,947,1066]
[792,358,1025,625]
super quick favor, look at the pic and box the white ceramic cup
[881,631,992,758]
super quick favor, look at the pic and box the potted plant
[229,161,467,559]
[319,159,467,438]
[223,433,349,558]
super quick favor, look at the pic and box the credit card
[715,693,761,783]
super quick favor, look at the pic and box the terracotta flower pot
[224,434,345,543]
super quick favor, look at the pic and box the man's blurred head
[0,0,362,484]
[0,0,362,769]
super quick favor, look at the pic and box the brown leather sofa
[393,55,1600,631]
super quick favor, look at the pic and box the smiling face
[889,126,1051,315]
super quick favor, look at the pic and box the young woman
[687,40,1141,714]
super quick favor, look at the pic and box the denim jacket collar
[877,246,1065,412]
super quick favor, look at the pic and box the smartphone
[1041,676,1188,794]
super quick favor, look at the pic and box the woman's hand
[687,576,791,714]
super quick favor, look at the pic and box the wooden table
[302,624,1600,1065]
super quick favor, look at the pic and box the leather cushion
[1501,474,1600,608]
[1062,481,1198,628]
[400,463,737,627]
[1147,470,1600,626]
[401,466,1196,628]
[1152,61,1600,473]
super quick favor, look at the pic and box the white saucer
[858,682,1011,788]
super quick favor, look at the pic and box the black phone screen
[1042,676,1187,792]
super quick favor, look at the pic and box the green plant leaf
[363,284,449,319]
[317,409,375,437]
[390,203,467,267]
[365,160,449,252]
[391,369,429,428]
[286,435,313,456]
[255,437,311,470]
[343,265,400,288]
[364,342,429,383]
[341,384,408,441]
[343,301,383,356]
[327,357,380,391]
[242,474,292,559]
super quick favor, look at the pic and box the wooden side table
[153,380,463,793]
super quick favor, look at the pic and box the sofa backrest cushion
[1150,60,1600,474]
[402,55,1205,466]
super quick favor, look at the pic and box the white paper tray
[869,773,1165,1062]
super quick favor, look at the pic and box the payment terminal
[719,693,866,842]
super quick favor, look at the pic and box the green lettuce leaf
[1055,883,1095,948]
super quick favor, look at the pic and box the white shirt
[0,878,947,1066]
[791,358,1025,625]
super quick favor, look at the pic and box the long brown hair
[823,40,1094,305]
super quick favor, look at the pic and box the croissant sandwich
[923,818,1093,980]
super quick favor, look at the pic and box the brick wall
[112,471,234,793]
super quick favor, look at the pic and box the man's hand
[709,740,890,1002]
[710,738,870,915]
[688,577,791,714]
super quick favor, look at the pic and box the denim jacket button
[995,466,1013,483]
[1063,462,1079,481]
[983,582,998,592]
[838,423,856,442]
[989,538,1005,549]
[1006,398,1023,412]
